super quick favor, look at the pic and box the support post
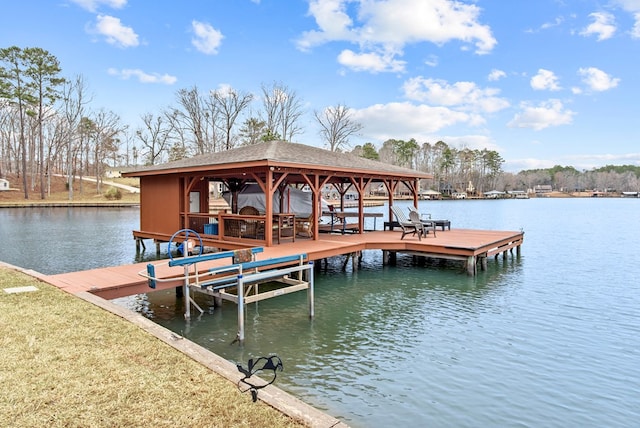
[237,274,245,343]
[466,256,476,275]
[308,261,315,319]
[183,265,191,320]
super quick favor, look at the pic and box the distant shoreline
[0,201,140,208]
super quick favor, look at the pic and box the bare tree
[90,109,125,193]
[314,103,363,152]
[136,112,174,165]
[260,82,304,141]
[211,86,253,150]
[61,75,92,200]
[172,86,220,155]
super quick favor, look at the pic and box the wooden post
[466,256,476,275]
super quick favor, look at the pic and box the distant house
[534,185,553,194]
[105,166,137,179]
[0,178,9,191]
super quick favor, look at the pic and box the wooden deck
[44,228,524,299]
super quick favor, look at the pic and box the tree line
[2,46,638,201]
[1,46,364,199]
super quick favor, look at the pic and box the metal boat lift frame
[141,246,314,343]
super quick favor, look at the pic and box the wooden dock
[44,228,523,300]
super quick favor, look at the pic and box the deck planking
[44,228,523,299]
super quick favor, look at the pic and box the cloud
[337,49,406,73]
[70,0,126,12]
[191,20,224,55]
[107,68,177,84]
[578,67,620,91]
[580,12,616,41]
[632,13,640,38]
[508,99,575,130]
[351,101,479,142]
[402,77,509,113]
[93,14,139,47]
[488,69,506,81]
[297,0,496,73]
[530,69,561,91]
[612,0,640,13]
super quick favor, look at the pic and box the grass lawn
[0,174,140,205]
[0,267,306,427]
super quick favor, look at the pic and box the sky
[2,0,639,172]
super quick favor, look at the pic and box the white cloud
[70,0,126,12]
[424,54,439,67]
[191,20,224,55]
[297,0,496,73]
[337,49,406,73]
[93,14,139,48]
[580,12,617,41]
[351,101,478,142]
[612,0,640,12]
[488,69,506,81]
[402,77,509,113]
[508,99,575,130]
[530,69,561,91]
[578,67,620,91]
[107,68,177,84]
[632,13,640,38]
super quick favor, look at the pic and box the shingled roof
[127,140,431,179]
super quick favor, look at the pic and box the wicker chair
[295,214,313,237]
[238,205,263,238]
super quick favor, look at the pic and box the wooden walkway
[44,228,523,299]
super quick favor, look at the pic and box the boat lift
[140,229,315,343]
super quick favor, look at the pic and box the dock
[45,228,523,300]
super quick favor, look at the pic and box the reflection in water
[131,250,519,427]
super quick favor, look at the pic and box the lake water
[1,199,639,427]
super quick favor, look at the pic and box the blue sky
[2,0,639,172]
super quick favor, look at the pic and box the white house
[0,178,10,191]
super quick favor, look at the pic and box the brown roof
[125,140,431,179]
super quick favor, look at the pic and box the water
[1,199,639,427]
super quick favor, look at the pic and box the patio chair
[408,209,436,237]
[295,213,313,237]
[390,205,423,240]
[239,205,264,238]
[408,206,450,231]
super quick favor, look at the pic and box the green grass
[0,267,305,428]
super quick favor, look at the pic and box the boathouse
[123,140,433,249]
